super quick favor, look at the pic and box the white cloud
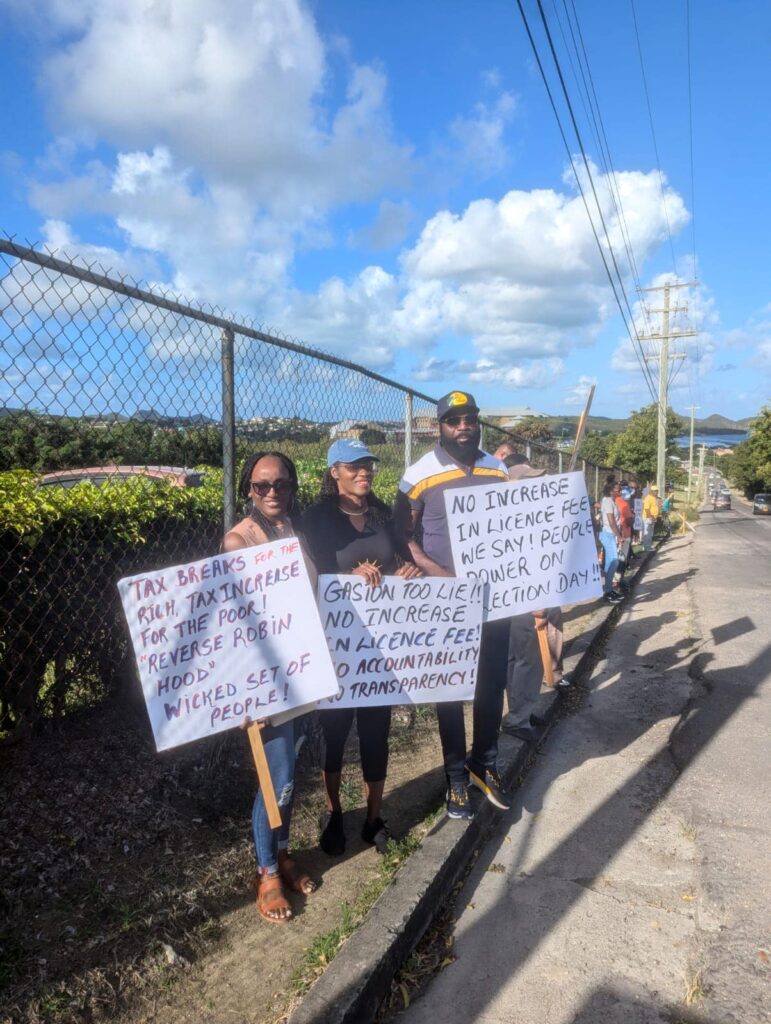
[412,355,564,390]
[564,376,597,407]
[290,166,687,380]
[449,91,518,175]
[38,0,411,214]
[14,2,692,395]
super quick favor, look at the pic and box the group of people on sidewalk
[221,390,639,924]
[595,475,670,603]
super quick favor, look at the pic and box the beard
[441,426,481,465]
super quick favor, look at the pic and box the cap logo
[448,391,468,407]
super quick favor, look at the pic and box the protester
[395,391,511,818]
[493,439,517,461]
[615,482,635,589]
[642,484,660,550]
[222,452,316,924]
[499,452,568,740]
[661,491,674,537]
[631,482,644,546]
[300,439,422,856]
[599,481,624,603]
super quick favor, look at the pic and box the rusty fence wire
[0,237,629,738]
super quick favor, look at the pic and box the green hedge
[0,471,224,735]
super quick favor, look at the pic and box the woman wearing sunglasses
[300,439,422,857]
[223,451,317,924]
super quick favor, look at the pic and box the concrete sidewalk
[397,534,718,1024]
[289,548,662,1024]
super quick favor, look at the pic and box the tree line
[720,406,771,496]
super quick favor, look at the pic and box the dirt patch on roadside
[0,699,454,1024]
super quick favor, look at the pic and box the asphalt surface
[397,496,770,1024]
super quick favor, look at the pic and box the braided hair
[317,467,392,525]
[238,451,300,540]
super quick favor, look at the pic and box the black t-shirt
[299,501,410,576]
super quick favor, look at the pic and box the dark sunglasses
[338,459,377,474]
[442,414,479,427]
[250,479,295,496]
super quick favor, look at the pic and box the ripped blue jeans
[252,719,297,873]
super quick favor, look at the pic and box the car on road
[753,493,771,515]
[714,493,731,510]
[39,465,206,489]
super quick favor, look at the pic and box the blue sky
[1,0,769,422]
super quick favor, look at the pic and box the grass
[678,819,698,842]
[684,968,705,1006]
[288,822,429,999]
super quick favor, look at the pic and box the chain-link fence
[0,237,630,737]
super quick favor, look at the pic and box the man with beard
[395,391,510,819]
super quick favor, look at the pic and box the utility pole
[697,444,707,500]
[685,404,699,507]
[639,281,697,494]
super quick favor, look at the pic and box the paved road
[399,499,770,1023]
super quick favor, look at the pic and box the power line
[686,0,697,271]
[630,0,678,274]
[520,0,658,401]
[561,0,658,344]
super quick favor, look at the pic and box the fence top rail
[0,237,439,404]
[1,237,632,479]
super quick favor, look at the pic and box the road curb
[287,542,665,1024]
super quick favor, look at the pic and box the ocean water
[676,432,748,448]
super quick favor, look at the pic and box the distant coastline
[676,432,749,448]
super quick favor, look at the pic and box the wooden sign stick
[247,722,282,829]
[535,622,555,687]
[568,384,596,472]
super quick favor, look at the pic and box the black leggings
[320,705,392,781]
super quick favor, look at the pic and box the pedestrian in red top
[615,482,636,589]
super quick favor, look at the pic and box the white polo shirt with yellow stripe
[399,443,507,572]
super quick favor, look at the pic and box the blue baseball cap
[327,438,380,467]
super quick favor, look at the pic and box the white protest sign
[118,538,338,750]
[444,470,603,621]
[317,575,484,709]
[633,497,643,532]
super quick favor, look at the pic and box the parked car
[714,493,731,510]
[39,465,205,489]
[753,493,771,515]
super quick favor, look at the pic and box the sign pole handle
[535,622,555,687]
[247,722,282,829]
[568,384,596,472]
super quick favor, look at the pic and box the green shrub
[0,471,223,735]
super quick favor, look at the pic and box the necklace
[338,503,368,517]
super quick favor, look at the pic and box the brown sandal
[278,854,318,896]
[256,872,292,924]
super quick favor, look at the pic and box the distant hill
[518,410,755,440]
[693,413,749,433]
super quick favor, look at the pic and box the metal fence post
[221,327,236,533]
[404,392,413,471]
[526,442,531,461]
[558,451,563,473]
[594,464,599,498]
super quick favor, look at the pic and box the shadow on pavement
[392,636,769,1022]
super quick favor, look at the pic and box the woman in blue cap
[300,438,421,856]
